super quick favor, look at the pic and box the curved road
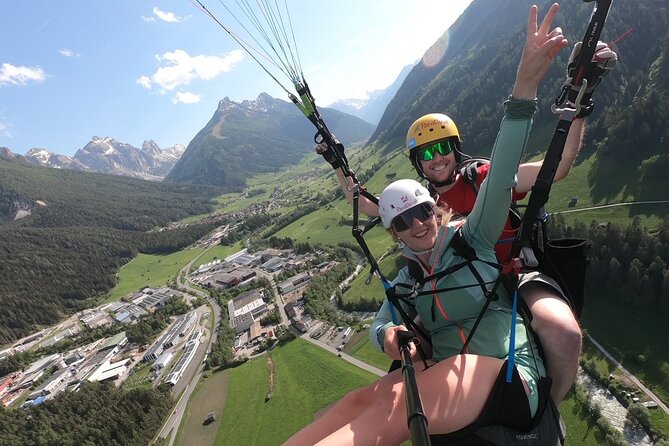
[158,252,222,446]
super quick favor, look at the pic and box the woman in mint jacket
[283,4,568,445]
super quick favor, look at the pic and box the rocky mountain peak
[142,140,161,156]
[20,138,184,181]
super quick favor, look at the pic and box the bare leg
[521,282,582,403]
[308,355,507,446]
[283,369,404,445]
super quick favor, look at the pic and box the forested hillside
[0,382,171,445]
[371,0,669,205]
[0,155,220,343]
[166,94,374,189]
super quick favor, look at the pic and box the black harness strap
[387,229,511,355]
[515,0,613,268]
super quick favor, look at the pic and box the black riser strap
[517,117,572,246]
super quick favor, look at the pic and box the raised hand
[512,3,569,100]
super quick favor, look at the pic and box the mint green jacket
[370,98,545,413]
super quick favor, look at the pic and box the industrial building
[163,334,200,386]
[278,272,311,294]
[228,290,267,334]
[151,351,173,371]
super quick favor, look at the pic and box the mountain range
[165,93,374,189]
[5,94,374,189]
[20,138,185,181]
[326,63,413,125]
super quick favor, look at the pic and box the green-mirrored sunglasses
[417,140,456,161]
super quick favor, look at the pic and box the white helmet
[378,179,435,229]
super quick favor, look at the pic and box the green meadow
[559,393,610,445]
[107,248,205,301]
[538,153,669,229]
[345,329,393,372]
[192,242,245,271]
[175,371,230,446]
[175,336,623,446]
[212,339,377,445]
[581,297,669,404]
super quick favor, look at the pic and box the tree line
[550,214,669,307]
[301,247,357,325]
[0,382,172,446]
[0,222,216,344]
[0,157,222,344]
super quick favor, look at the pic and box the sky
[1,1,473,156]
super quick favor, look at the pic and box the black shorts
[430,361,564,446]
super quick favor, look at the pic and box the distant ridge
[327,63,413,125]
[23,139,185,181]
[165,93,374,189]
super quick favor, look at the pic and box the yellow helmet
[406,113,460,151]
[405,113,462,182]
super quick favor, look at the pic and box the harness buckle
[520,247,539,268]
[484,290,499,301]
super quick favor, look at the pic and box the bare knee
[522,285,582,353]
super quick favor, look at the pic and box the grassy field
[176,370,230,446]
[538,153,669,230]
[213,339,377,445]
[107,248,205,301]
[194,336,624,446]
[343,253,401,306]
[559,392,610,445]
[192,243,245,271]
[273,198,394,257]
[124,362,153,391]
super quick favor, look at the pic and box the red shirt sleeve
[478,163,527,201]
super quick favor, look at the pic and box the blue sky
[1,1,472,156]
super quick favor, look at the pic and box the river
[577,369,653,445]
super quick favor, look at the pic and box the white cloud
[0,63,46,86]
[141,16,156,22]
[137,49,244,92]
[136,75,153,89]
[152,7,180,23]
[173,91,201,104]
[59,48,81,58]
[0,122,11,138]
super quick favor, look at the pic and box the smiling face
[418,150,457,185]
[391,209,438,253]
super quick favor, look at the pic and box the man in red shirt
[318,41,616,403]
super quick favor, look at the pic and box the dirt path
[267,355,275,399]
